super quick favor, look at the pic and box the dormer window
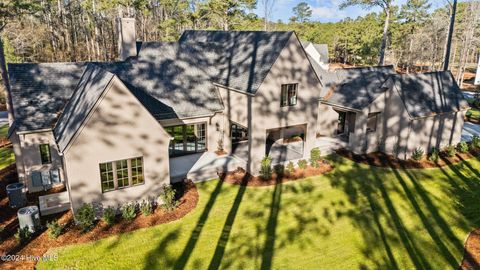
[281,84,298,107]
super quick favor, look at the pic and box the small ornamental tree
[310,147,322,168]
[260,156,272,180]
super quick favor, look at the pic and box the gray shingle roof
[319,66,396,110]
[113,42,224,119]
[313,44,328,63]
[9,30,295,132]
[393,71,469,118]
[179,30,294,94]
[8,63,88,131]
[54,64,115,152]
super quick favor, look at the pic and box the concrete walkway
[462,122,480,142]
[169,152,245,183]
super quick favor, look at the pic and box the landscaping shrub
[286,161,295,174]
[310,147,321,168]
[15,227,31,244]
[140,200,153,216]
[121,202,137,221]
[75,203,96,232]
[159,185,178,211]
[102,206,117,226]
[445,145,457,157]
[259,156,272,180]
[46,220,63,239]
[466,110,472,118]
[297,159,308,169]
[458,141,469,153]
[429,147,440,162]
[411,147,424,161]
[472,135,480,149]
[273,164,285,176]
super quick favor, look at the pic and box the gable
[54,64,115,152]
[179,30,294,94]
[63,75,171,154]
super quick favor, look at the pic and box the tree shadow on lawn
[327,154,464,270]
[143,154,479,270]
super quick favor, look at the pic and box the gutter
[213,83,255,97]
[319,100,362,113]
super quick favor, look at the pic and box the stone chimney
[117,18,137,61]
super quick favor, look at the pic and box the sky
[253,0,447,23]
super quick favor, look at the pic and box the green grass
[0,124,13,169]
[38,155,480,270]
[0,124,8,138]
[467,108,480,121]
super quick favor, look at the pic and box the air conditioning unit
[6,183,27,208]
[17,206,41,233]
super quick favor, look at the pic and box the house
[313,65,469,159]
[6,18,322,213]
[5,18,468,214]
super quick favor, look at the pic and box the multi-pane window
[99,162,115,192]
[116,160,129,188]
[231,122,248,143]
[99,157,144,193]
[280,84,298,107]
[131,157,143,185]
[367,113,379,132]
[165,123,207,156]
[39,144,52,164]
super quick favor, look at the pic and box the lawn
[0,124,14,169]
[38,155,480,270]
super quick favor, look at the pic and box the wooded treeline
[1,0,479,86]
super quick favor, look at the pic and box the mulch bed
[214,150,228,156]
[0,178,199,270]
[336,148,480,169]
[466,117,480,124]
[460,228,480,270]
[220,160,334,187]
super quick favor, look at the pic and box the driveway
[462,122,480,141]
[0,111,7,126]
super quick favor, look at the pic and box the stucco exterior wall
[405,111,465,159]
[10,130,64,192]
[63,77,171,212]
[250,34,322,173]
[317,104,340,137]
[359,82,466,159]
[216,34,321,174]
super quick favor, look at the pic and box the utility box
[17,206,41,233]
[6,183,27,208]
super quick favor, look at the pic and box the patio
[169,152,245,183]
